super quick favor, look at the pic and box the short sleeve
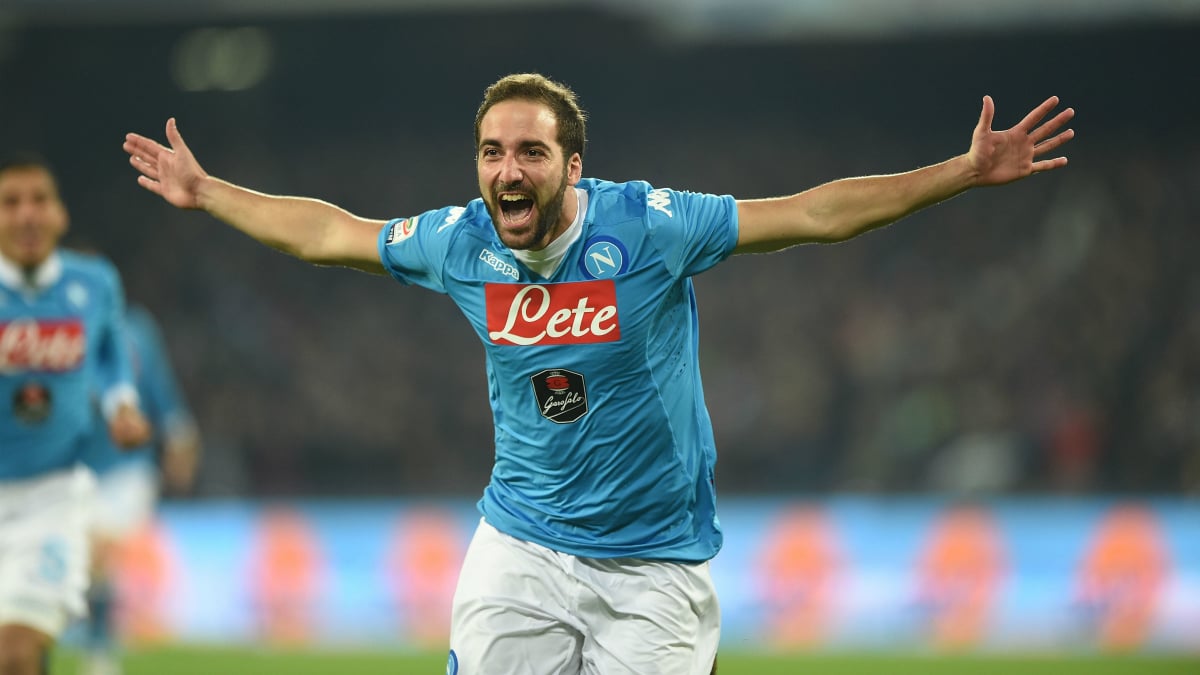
[377,205,467,294]
[92,257,140,417]
[642,186,739,279]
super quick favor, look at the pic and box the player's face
[477,99,582,251]
[0,167,68,269]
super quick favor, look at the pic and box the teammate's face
[0,167,68,270]
[477,99,582,251]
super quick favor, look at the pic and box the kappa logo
[437,206,466,233]
[479,248,520,280]
[647,188,673,218]
[386,217,419,245]
[581,236,628,279]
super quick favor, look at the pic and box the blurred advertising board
[103,497,1199,652]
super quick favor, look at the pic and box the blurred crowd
[3,11,1195,498]
[112,116,1198,500]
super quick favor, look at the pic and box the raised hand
[968,95,1074,187]
[123,118,208,209]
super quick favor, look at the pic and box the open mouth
[498,193,535,226]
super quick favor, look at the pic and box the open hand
[968,95,1074,187]
[123,118,208,209]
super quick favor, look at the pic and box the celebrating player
[123,73,1073,674]
[0,157,150,675]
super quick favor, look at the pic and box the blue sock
[86,579,116,652]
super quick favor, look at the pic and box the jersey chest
[447,253,679,355]
[0,278,102,376]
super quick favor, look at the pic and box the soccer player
[78,302,200,675]
[0,157,150,675]
[122,73,1074,674]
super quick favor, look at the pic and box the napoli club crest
[530,368,589,424]
[579,236,628,279]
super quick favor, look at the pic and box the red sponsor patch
[545,375,570,390]
[0,319,86,371]
[485,280,621,346]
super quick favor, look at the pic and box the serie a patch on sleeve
[387,216,419,245]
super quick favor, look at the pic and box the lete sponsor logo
[486,280,620,346]
[0,319,86,372]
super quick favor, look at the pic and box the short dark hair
[0,153,55,180]
[474,73,587,160]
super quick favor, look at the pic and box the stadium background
[1,0,1197,671]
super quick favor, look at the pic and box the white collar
[512,187,588,278]
[0,250,63,292]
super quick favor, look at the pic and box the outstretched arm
[124,118,386,273]
[734,95,1075,254]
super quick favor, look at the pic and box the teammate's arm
[135,307,203,493]
[109,403,152,449]
[98,271,152,448]
[733,95,1074,254]
[123,118,386,274]
[161,424,201,494]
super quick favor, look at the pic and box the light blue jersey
[81,304,193,475]
[379,178,738,562]
[0,250,136,479]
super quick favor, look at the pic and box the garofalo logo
[530,368,588,423]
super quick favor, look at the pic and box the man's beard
[491,168,569,251]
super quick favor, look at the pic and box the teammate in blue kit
[77,303,200,675]
[0,157,150,675]
[123,73,1074,674]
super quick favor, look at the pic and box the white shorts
[0,465,96,637]
[91,462,158,539]
[449,518,720,675]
